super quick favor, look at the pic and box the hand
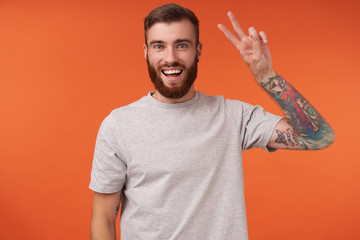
[218,12,275,82]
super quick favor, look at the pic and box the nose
[164,47,178,64]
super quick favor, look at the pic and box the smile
[162,69,183,77]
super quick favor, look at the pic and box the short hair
[144,3,200,46]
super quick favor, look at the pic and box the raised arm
[218,12,335,150]
[91,191,121,240]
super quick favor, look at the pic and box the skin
[91,191,120,240]
[91,11,336,240]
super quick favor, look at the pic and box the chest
[117,106,243,191]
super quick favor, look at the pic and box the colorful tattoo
[260,74,335,149]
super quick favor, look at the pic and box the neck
[152,85,196,104]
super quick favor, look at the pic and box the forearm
[90,218,116,240]
[259,72,335,150]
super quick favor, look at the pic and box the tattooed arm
[261,73,335,149]
[218,12,335,150]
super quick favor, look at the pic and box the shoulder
[217,95,255,115]
[96,95,148,132]
[198,92,258,113]
[107,95,148,119]
[199,92,247,108]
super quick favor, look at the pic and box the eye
[154,45,164,49]
[178,43,188,49]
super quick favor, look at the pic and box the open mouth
[162,69,183,78]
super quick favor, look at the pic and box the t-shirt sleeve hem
[89,183,122,194]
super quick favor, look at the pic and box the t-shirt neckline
[146,91,201,109]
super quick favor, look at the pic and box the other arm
[218,12,335,150]
[91,191,121,240]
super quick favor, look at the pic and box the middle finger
[227,11,246,40]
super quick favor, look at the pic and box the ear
[143,44,148,60]
[197,42,203,60]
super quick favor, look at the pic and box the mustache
[158,62,185,69]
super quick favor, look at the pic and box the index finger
[217,23,241,48]
[227,11,246,40]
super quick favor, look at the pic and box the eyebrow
[174,39,193,45]
[149,40,165,45]
[149,39,193,46]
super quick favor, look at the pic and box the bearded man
[89,3,335,240]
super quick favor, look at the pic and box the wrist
[253,70,276,84]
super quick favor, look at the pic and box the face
[144,19,202,99]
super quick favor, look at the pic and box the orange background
[1,0,359,239]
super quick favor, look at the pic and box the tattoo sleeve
[260,74,335,149]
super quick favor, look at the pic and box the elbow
[319,134,336,150]
[318,122,336,149]
[310,129,336,150]
[90,216,117,240]
[325,131,336,149]
[323,126,336,149]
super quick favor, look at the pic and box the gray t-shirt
[89,91,282,240]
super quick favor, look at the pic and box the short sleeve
[225,99,282,152]
[89,114,127,193]
[242,104,282,151]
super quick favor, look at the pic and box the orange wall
[1,0,359,239]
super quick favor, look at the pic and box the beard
[146,56,198,99]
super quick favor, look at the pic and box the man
[90,3,335,240]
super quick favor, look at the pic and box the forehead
[147,19,196,44]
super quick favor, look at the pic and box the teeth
[163,69,181,75]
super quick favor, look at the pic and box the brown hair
[144,3,199,46]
